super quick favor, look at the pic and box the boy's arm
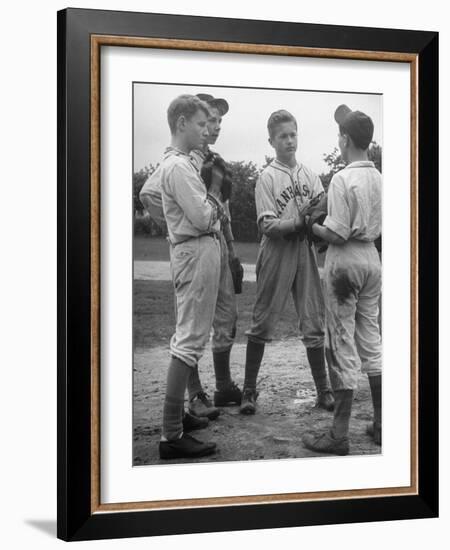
[169,163,220,233]
[315,175,350,245]
[256,173,306,238]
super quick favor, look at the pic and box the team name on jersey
[269,162,323,216]
[275,184,323,215]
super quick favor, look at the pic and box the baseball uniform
[323,160,382,390]
[246,159,325,348]
[190,148,238,353]
[159,147,222,368]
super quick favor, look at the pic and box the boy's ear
[177,115,186,132]
[268,136,273,147]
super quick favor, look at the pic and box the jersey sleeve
[255,170,297,238]
[255,172,278,224]
[323,174,352,240]
[167,162,218,232]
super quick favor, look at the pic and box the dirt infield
[133,237,380,465]
[133,339,380,465]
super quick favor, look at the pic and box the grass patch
[134,236,259,263]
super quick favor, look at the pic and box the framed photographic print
[57,8,438,542]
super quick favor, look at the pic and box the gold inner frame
[90,35,419,514]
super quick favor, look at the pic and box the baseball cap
[334,104,374,150]
[196,93,229,116]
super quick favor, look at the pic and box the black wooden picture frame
[57,7,438,542]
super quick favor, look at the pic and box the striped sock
[213,349,232,390]
[187,364,203,401]
[243,339,265,391]
[162,356,192,441]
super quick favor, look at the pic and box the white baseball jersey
[159,148,220,244]
[256,159,324,239]
[324,160,381,242]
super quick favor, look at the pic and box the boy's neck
[276,154,297,169]
[170,136,191,155]
[346,149,369,164]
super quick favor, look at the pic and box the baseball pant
[169,234,221,368]
[211,232,238,352]
[324,240,382,391]
[246,236,325,348]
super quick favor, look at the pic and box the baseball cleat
[302,431,349,456]
[239,388,259,415]
[182,411,209,432]
[315,390,335,412]
[188,391,220,420]
[213,381,242,406]
[159,434,217,459]
[366,421,382,446]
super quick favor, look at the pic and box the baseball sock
[187,364,203,401]
[331,390,353,439]
[162,356,191,441]
[306,346,331,394]
[368,374,382,425]
[213,349,232,391]
[243,339,265,391]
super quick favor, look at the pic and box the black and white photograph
[132,82,383,465]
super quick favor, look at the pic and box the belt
[169,232,218,246]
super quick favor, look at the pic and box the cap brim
[196,93,214,103]
[334,104,352,125]
[210,98,229,116]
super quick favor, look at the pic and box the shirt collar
[346,160,375,169]
[163,146,190,159]
[273,158,302,172]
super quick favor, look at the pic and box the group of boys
[140,92,382,460]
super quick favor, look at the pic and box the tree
[228,160,260,242]
[319,142,382,190]
[133,164,157,216]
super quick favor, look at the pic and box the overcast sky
[134,82,382,175]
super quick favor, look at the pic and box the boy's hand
[294,199,311,231]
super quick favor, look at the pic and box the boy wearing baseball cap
[185,93,243,420]
[302,104,382,455]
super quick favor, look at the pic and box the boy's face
[179,109,209,151]
[205,106,222,145]
[269,121,298,159]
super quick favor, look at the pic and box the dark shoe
[239,388,259,415]
[214,381,242,406]
[159,433,216,459]
[188,391,220,420]
[182,412,209,432]
[366,421,382,446]
[316,390,335,412]
[302,431,349,456]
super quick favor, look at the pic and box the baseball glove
[200,152,233,202]
[229,256,244,294]
[305,194,328,245]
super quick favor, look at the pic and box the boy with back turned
[302,105,382,455]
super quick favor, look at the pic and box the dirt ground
[133,237,380,466]
[133,339,380,465]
